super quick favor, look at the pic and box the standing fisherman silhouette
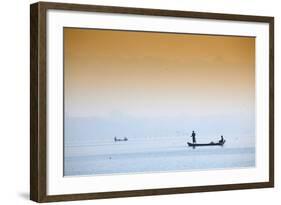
[191,131,196,144]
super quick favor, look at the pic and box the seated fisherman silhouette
[191,131,196,144]
[219,135,224,143]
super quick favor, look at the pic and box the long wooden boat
[187,140,225,147]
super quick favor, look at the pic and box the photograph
[63,28,256,176]
[30,2,274,202]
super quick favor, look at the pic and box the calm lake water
[64,137,255,176]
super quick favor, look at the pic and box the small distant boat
[187,140,225,147]
[114,137,128,142]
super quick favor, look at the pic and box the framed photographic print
[30,1,274,202]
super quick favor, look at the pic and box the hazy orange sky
[64,28,255,119]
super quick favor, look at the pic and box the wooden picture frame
[30,1,274,202]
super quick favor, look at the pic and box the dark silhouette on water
[219,135,225,144]
[114,136,128,142]
[191,131,196,143]
[187,132,226,148]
